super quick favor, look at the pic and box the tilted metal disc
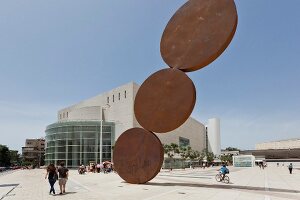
[134,68,196,133]
[113,128,164,184]
[160,0,238,72]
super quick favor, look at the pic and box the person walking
[288,163,293,174]
[96,163,101,173]
[45,163,58,195]
[58,162,69,195]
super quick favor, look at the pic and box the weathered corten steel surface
[160,0,238,72]
[114,0,238,185]
[113,128,164,184]
[134,68,196,133]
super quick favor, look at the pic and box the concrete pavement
[0,166,299,200]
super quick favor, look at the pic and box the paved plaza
[1,166,300,200]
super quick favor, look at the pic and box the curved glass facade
[45,121,115,168]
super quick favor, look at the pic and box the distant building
[233,155,255,167]
[256,138,300,150]
[221,150,239,156]
[22,138,45,167]
[45,82,221,167]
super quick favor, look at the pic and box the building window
[63,113,65,118]
[66,112,68,118]
[118,93,120,100]
[107,97,109,104]
[179,137,190,147]
[113,95,114,102]
[124,90,127,98]
[60,114,61,119]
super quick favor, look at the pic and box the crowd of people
[78,161,114,174]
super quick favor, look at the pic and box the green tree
[200,148,214,165]
[179,146,188,160]
[163,143,179,170]
[170,143,179,154]
[225,147,240,151]
[179,146,201,168]
[206,151,215,164]
[179,146,192,168]
[0,144,11,167]
[199,150,206,162]
[21,161,33,167]
[189,150,200,160]
[10,150,21,165]
[220,154,233,164]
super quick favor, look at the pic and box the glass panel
[82,132,95,139]
[45,122,114,167]
[57,146,66,152]
[102,146,111,153]
[74,126,81,131]
[102,126,111,132]
[102,133,111,140]
[56,140,66,146]
[82,126,96,131]
[102,140,111,145]
[179,137,190,147]
[83,139,95,146]
[102,153,111,161]
[57,153,66,159]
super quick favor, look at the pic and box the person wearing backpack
[58,162,69,195]
[219,164,229,180]
[45,163,58,195]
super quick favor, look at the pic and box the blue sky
[0,0,300,152]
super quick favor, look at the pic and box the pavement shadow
[145,182,300,193]
[53,192,77,196]
[64,191,77,195]
[0,184,19,188]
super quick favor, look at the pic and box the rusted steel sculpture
[113,128,164,184]
[160,0,238,72]
[134,68,196,133]
[114,0,238,184]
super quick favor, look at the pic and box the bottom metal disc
[113,128,164,184]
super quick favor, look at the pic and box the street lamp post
[99,104,112,164]
[100,119,103,163]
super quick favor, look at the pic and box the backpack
[225,168,229,174]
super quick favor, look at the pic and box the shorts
[58,178,67,185]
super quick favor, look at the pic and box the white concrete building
[206,118,221,156]
[57,82,206,151]
[256,138,300,150]
[46,82,219,167]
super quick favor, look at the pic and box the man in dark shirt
[58,162,69,195]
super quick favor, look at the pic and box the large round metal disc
[113,128,164,184]
[134,68,196,133]
[160,0,238,72]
